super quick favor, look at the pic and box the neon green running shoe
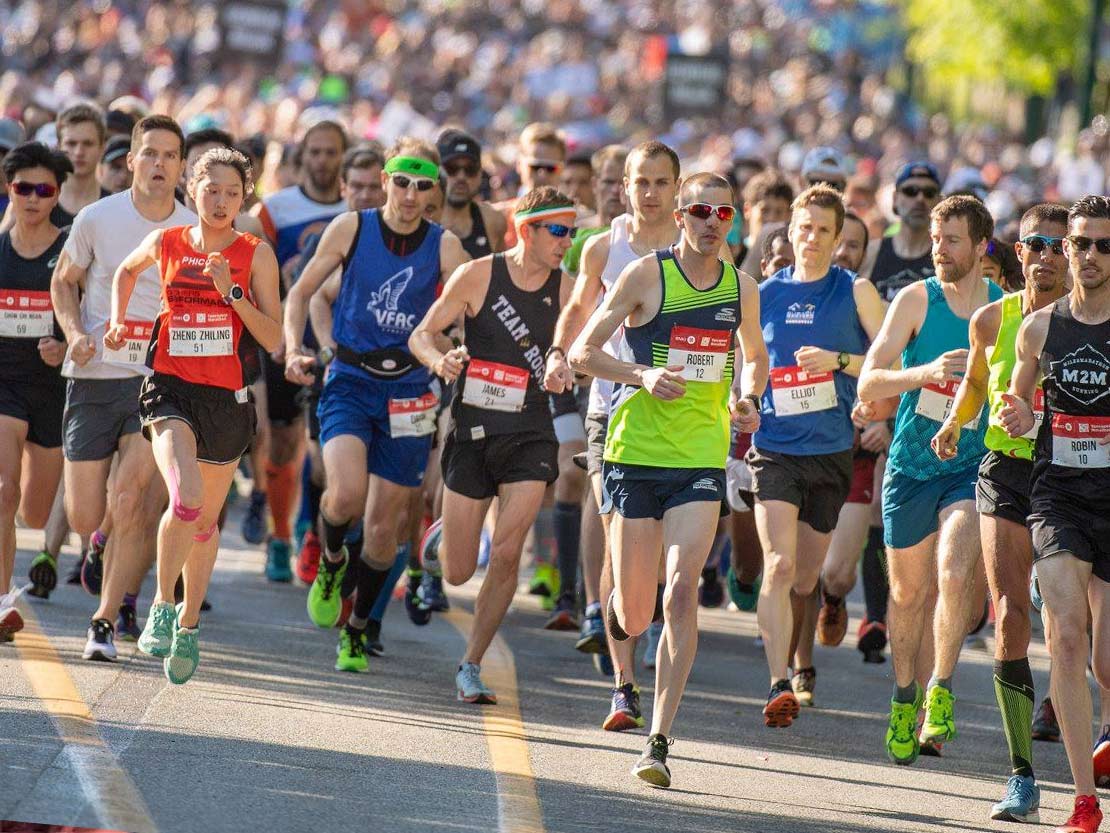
[164,604,199,685]
[307,548,348,628]
[886,685,923,765]
[528,562,557,598]
[919,684,956,743]
[137,601,176,658]
[335,625,369,673]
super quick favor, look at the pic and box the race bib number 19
[770,366,837,416]
[104,320,153,366]
[0,289,53,338]
[169,310,233,357]
[916,380,981,429]
[388,392,438,438]
[666,325,730,382]
[462,359,529,413]
[1050,414,1110,468]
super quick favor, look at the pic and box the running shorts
[882,464,977,549]
[584,412,608,477]
[139,373,256,465]
[1029,498,1110,583]
[0,376,64,448]
[745,446,853,534]
[976,450,1032,527]
[63,376,143,462]
[601,461,726,521]
[442,431,558,500]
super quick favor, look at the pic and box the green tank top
[984,292,1041,460]
[604,249,740,469]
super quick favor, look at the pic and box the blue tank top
[887,275,1003,479]
[754,264,868,455]
[332,210,443,385]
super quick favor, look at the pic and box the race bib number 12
[666,325,730,382]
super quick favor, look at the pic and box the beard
[936,252,976,283]
[309,169,338,194]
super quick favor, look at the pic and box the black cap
[437,129,481,163]
[106,109,137,137]
[102,135,131,164]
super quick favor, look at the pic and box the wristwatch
[837,351,850,370]
[222,284,245,305]
[317,345,335,366]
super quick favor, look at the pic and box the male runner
[858,195,1002,764]
[999,194,1110,833]
[437,129,506,259]
[930,203,1070,822]
[51,115,195,661]
[736,169,793,277]
[494,122,566,249]
[51,103,110,226]
[862,161,941,301]
[749,188,885,724]
[98,136,132,195]
[411,186,575,701]
[560,153,596,216]
[545,140,680,729]
[284,138,467,672]
[570,172,767,787]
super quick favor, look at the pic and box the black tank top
[0,230,67,385]
[459,202,492,259]
[1033,295,1110,500]
[870,237,934,302]
[452,253,560,440]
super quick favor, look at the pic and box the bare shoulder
[971,297,1004,342]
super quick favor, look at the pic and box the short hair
[679,172,733,205]
[1019,203,1069,237]
[627,140,680,181]
[519,122,565,157]
[300,120,350,152]
[1069,195,1110,226]
[931,195,994,244]
[843,211,870,250]
[341,145,385,182]
[188,146,253,192]
[130,114,185,158]
[57,102,107,145]
[185,128,235,159]
[591,144,628,173]
[1,140,74,186]
[516,185,575,216]
[386,137,439,166]
[742,170,794,209]
[565,152,593,171]
[792,183,846,234]
[761,225,791,262]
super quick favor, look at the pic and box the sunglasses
[391,174,436,192]
[11,181,58,198]
[528,162,560,174]
[445,161,480,177]
[1068,235,1110,255]
[535,223,576,239]
[681,203,737,222]
[1020,234,1065,255]
[899,185,939,200]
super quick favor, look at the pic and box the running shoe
[606,591,629,642]
[0,600,24,642]
[857,618,888,663]
[80,537,105,596]
[1032,697,1061,742]
[726,567,760,612]
[603,683,645,731]
[82,618,117,662]
[791,666,816,707]
[544,595,578,631]
[642,620,663,670]
[307,550,348,628]
[240,490,267,545]
[66,549,85,585]
[763,679,800,728]
[575,604,606,654]
[418,570,449,613]
[456,662,496,704]
[593,652,614,677]
[295,531,321,585]
[632,733,673,788]
[919,739,944,757]
[1054,795,1102,833]
[115,603,140,641]
[26,551,58,599]
[164,608,199,685]
[137,601,176,658]
[990,774,1040,823]
[365,619,385,657]
[699,568,724,608]
[335,625,369,673]
[404,568,432,626]
[886,685,923,765]
[920,684,957,744]
[1095,724,1110,788]
[528,562,557,599]
[264,538,293,583]
[816,594,848,647]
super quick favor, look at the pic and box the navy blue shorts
[601,461,726,520]
[317,370,434,488]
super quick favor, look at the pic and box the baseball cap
[895,160,941,189]
[801,146,849,183]
[437,129,481,164]
[102,135,131,164]
[105,109,137,136]
[0,118,25,152]
[944,166,988,201]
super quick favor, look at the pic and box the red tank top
[152,226,259,390]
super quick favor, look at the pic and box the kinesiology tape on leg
[167,463,202,522]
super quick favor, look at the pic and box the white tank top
[588,214,640,416]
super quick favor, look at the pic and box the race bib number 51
[1051,414,1110,468]
[0,289,53,338]
[169,310,233,357]
[666,325,730,382]
[770,366,836,416]
[389,392,438,438]
[104,320,153,366]
[462,359,529,413]
[916,380,981,429]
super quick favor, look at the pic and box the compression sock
[370,545,409,622]
[861,525,889,623]
[265,460,300,541]
[321,513,351,559]
[994,658,1035,777]
[894,682,918,704]
[553,501,581,603]
[348,561,392,631]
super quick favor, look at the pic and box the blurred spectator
[97,134,132,193]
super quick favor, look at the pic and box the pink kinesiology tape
[166,463,202,522]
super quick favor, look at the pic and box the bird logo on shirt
[369,267,414,312]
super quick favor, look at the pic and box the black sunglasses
[1068,235,1110,255]
[899,185,939,200]
[445,161,480,177]
[681,203,737,222]
[535,223,576,239]
[391,174,436,192]
[528,162,560,174]
[11,181,58,198]
[1020,235,1065,255]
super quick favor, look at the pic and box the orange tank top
[152,226,259,390]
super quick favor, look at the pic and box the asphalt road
[0,503,1101,833]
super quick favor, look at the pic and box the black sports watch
[223,284,245,305]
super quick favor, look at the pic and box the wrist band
[384,155,440,181]
[545,346,566,360]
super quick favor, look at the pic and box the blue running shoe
[240,490,267,545]
[603,683,645,732]
[990,774,1040,823]
[643,620,663,670]
[265,538,293,582]
[419,572,449,612]
[456,662,496,704]
[575,603,606,654]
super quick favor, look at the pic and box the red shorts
[846,454,876,504]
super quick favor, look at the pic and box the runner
[437,128,506,259]
[51,103,110,227]
[544,140,680,729]
[930,203,1070,822]
[284,138,467,672]
[749,188,885,724]
[98,135,133,195]
[493,122,566,249]
[862,160,941,301]
[736,169,794,277]
[560,152,596,216]
[51,115,195,662]
[999,194,1110,833]
[858,195,1002,764]
[0,142,71,637]
[569,172,767,786]
[107,147,280,683]
[410,185,576,702]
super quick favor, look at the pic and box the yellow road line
[444,609,545,833]
[14,598,158,833]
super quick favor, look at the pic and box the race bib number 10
[666,325,730,382]
[462,359,529,413]
[169,310,233,357]
[104,320,153,366]
[0,289,53,338]
[1050,414,1110,468]
[770,366,837,416]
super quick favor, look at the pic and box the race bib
[0,289,53,338]
[169,310,233,357]
[1021,389,1045,440]
[770,366,837,416]
[104,320,153,366]
[462,359,529,413]
[1050,414,1110,468]
[666,325,730,383]
[916,380,980,429]
[388,392,438,438]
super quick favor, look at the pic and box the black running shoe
[365,619,385,657]
[115,603,140,641]
[606,591,629,642]
[1031,697,1061,742]
[66,550,85,585]
[27,551,58,599]
[633,733,673,788]
[698,568,724,608]
[81,542,104,596]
